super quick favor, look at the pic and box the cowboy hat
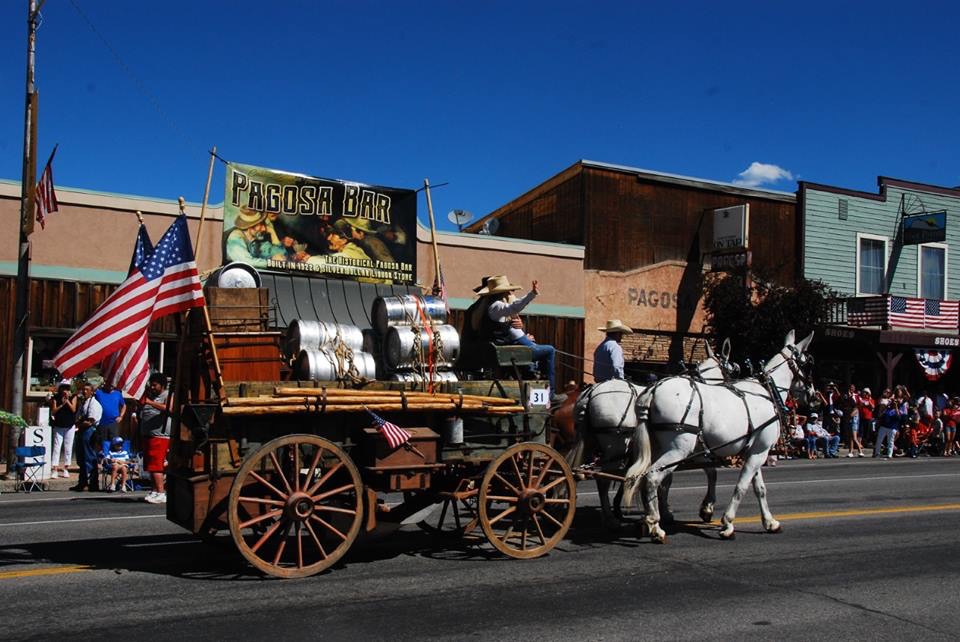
[479,275,522,296]
[338,216,381,234]
[598,319,633,334]
[233,206,268,230]
[473,275,503,295]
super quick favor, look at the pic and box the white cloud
[732,162,794,188]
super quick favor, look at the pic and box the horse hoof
[768,523,783,534]
[651,533,667,544]
[719,529,735,540]
[699,511,714,523]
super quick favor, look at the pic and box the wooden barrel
[294,348,376,381]
[384,324,460,370]
[286,320,364,358]
[388,371,459,383]
[372,295,447,335]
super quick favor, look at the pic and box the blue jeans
[824,434,840,457]
[514,335,557,392]
[77,426,99,489]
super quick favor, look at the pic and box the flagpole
[423,178,442,295]
[7,0,40,468]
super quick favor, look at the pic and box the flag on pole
[35,145,60,230]
[365,407,411,449]
[53,215,204,378]
[101,224,155,397]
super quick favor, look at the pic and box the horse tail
[621,387,654,507]
[563,390,591,470]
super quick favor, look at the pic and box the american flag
[366,407,411,449]
[887,296,925,328]
[924,298,959,330]
[34,145,59,230]
[54,215,204,378]
[846,296,888,326]
[101,224,154,398]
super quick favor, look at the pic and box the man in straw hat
[335,217,395,264]
[480,276,564,403]
[593,319,633,383]
[225,206,286,267]
[460,275,498,344]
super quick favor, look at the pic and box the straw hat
[233,206,268,230]
[598,319,633,334]
[339,216,380,234]
[480,275,522,296]
[473,275,502,295]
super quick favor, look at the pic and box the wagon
[164,280,576,578]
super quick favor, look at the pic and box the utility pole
[8,0,42,468]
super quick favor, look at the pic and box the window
[919,244,947,300]
[857,234,887,295]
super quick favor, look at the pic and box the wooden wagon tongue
[219,387,525,415]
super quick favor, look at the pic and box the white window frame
[917,242,949,300]
[855,232,889,296]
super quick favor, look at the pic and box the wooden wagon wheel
[228,434,363,578]
[478,443,576,559]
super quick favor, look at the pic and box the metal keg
[388,371,459,384]
[294,348,376,381]
[372,294,448,335]
[286,320,364,358]
[384,324,460,370]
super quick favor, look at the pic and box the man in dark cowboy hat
[335,217,395,264]
[593,319,633,382]
[480,276,564,403]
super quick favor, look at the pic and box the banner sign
[902,211,946,245]
[223,162,417,284]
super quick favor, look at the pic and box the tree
[702,270,836,364]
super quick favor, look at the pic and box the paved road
[2,457,959,641]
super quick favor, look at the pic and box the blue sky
[1,0,958,231]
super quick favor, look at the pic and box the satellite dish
[479,218,500,235]
[215,262,262,288]
[447,209,474,232]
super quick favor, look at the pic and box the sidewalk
[0,462,152,493]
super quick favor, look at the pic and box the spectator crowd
[784,382,960,461]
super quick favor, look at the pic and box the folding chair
[100,439,138,492]
[13,446,47,493]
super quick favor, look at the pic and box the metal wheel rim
[228,434,363,578]
[478,443,576,559]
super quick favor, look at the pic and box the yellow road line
[737,502,960,524]
[0,565,92,580]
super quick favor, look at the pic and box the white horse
[622,330,814,542]
[569,341,735,528]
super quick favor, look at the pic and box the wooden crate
[364,427,439,491]
[205,287,270,331]
[214,333,283,382]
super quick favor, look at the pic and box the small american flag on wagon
[366,407,411,449]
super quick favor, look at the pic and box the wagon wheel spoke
[310,515,348,542]
[544,498,570,505]
[249,471,288,501]
[304,447,324,490]
[268,451,293,496]
[527,450,537,486]
[312,483,357,503]
[533,461,562,489]
[539,475,568,494]
[498,523,516,545]
[531,515,547,546]
[484,495,519,503]
[250,518,284,554]
[307,460,343,496]
[304,520,328,559]
[238,496,284,507]
[293,444,301,493]
[538,507,565,529]
[520,522,529,551]
[509,456,524,488]
[272,524,290,566]
[487,505,516,526]
[314,505,358,516]
[238,509,282,530]
[296,523,304,569]
[492,473,522,497]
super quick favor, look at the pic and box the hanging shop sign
[223,162,417,284]
[915,349,953,380]
[713,204,749,250]
[902,211,946,245]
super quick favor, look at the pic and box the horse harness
[646,346,807,472]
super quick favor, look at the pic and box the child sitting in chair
[105,436,132,493]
